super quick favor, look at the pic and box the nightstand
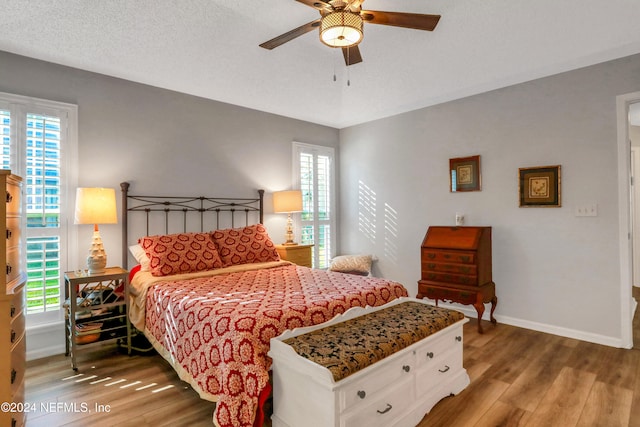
[276,244,314,268]
[64,267,131,370]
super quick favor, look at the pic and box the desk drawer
[422,260,477,276]
[421,249,475,265]
[421,270,478,286]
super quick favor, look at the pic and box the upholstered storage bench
[269,297,470,427]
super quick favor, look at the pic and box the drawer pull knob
[10,329,16,343]
[357,390,366,399]
[6,191,12,203]
[376,403,393,415]
[12,418,16,427]
[11,368,16,384]
[426,352,434,359]
[402,365,411,373]
[456,336,462,342]
[6,264,12,275]
[439,365,450,373]
[6,228,11,239]
[10,305,15,317]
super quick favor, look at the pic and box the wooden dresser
[417,226,497,333]
[0,171,26,427]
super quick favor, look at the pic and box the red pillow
[139,232,224,277]
[211,224,280,266]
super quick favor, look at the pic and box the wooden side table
[276,244,314,268]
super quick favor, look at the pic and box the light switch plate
[575,204,598,217]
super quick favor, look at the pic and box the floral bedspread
[141,263,408,427]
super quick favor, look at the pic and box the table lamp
[74,187,117,273]
[273,190,303,245]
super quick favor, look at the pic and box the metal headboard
[120,182,264,269]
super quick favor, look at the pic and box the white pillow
[329,254,373,276]
[129,244,150,271]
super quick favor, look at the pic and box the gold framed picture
[450,155,481,192]
[518,165,561,207]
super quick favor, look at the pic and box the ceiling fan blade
[361,10,441,31]
[259,20,321,50]
[342,45,363,66]
[295,0,333,12]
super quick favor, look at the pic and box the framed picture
[450,155,481,192]
[518,165,561,207]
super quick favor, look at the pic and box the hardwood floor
[25,310,640,427]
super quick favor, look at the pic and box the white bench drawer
[341,376,414,427]
[339,350,414,412]
[416,348,464,396]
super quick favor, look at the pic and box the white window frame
[0,91,78,326]
[292,141,336,268]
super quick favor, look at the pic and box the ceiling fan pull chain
[346,49,351,86]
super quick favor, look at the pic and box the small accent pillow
[129,244,151,272]
[329,254,373,276]
[211,224,280,266]
[139,232,224,277]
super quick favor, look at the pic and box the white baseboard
[26,321,65,361]
[436,302,626,349]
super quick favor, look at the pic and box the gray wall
[339,53,640,345]
[3,48,640,353]
[0,50,339,359]
[0,50,340,267]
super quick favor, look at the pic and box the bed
[120,183,409,427]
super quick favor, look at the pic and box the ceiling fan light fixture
[320,11,363,48]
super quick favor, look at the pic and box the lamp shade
[74,187,118,225]
[273,190,303,213]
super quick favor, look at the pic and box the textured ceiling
[1,0,640,128]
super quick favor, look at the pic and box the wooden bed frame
[120,182,264,269]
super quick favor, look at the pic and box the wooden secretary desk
[417,226,497,333]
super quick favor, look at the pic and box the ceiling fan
[259,0,441,66]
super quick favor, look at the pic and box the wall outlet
[575,204,598,217]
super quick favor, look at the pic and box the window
[0,92,78,325]
[293,142,336,269]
